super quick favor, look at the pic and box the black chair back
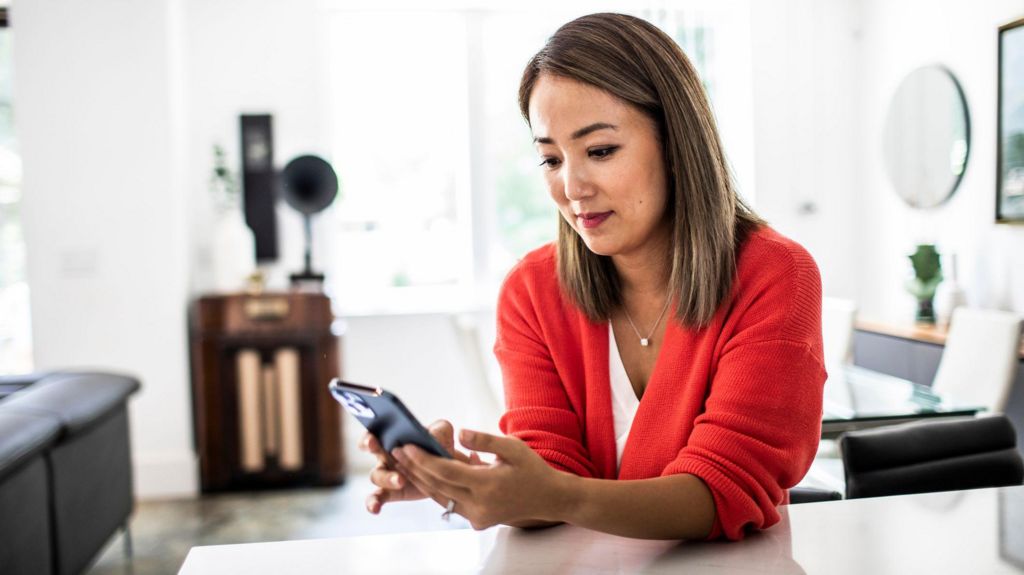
[839,415,1024,499]
[789,486,843,504]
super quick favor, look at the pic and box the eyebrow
[533,122,618,144]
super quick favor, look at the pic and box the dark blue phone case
[329,379,452,458]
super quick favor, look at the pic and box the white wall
[750,0,1024,322]
[856,0,1024,321]
[750,0,863,301]
[184,0,330,294]
[14,0,197,496]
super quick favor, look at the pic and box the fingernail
[461,429,475,441]
[390,474,401,487]
[391,448,403,461]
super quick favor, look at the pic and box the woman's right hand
[361,419,480,514]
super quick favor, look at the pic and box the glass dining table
[820,364,984,439]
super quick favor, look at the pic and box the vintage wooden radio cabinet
[189,292,344,491]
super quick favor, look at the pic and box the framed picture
[997,17,1024,222]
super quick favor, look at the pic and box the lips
[577,211,613,229]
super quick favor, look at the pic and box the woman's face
[528,73,670,259]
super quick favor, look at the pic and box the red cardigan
[494,226,826,541]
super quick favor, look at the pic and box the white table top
[179,485,1024,574]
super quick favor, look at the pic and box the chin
[578,235,619,257]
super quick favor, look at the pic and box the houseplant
[210,144,255,292]
[904,244,943,324]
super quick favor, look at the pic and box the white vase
[212,210,256,293]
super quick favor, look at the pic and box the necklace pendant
[640,338,650,347]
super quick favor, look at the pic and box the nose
[562,161,595,202]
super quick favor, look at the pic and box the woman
[361,12,825,541]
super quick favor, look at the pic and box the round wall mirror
[882,66,970,208]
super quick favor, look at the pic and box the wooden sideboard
[189,292,344,492]
[854,318,1024,387]
[853,320,947,386]
[856,318,1024,355]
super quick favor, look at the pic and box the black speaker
[240,114,279,262]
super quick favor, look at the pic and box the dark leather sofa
[0,371,140,575]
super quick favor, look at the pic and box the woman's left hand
[391,429,567,530]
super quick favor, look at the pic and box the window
[323,2,753,313]
[0,10,31,374]
[325,12,473,313]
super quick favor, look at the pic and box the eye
[589,146,619,159]
[538,156,562,169]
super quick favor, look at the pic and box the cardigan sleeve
[493,264,598,478]
[661,241,827,541]
[661,340,825,540]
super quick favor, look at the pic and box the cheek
[618,170,667,226]
[640,192,667,228]
[648,180,670,216]
[641,156,670,219]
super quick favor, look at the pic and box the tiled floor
[87,476,469,575]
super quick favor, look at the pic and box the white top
[608,324,641,470]
[180,486,1024,575]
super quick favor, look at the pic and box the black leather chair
[789,486,842,504]
[839,415,1024,499]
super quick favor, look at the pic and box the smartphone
[328,379,451,458]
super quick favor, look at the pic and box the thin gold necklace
[622,295,672,347]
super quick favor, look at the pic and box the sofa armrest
[1,372,141,436]
[0,372,54,400]
[0,410,60,482]
[0,372,54,387]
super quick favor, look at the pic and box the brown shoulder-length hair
[518,12,764,328]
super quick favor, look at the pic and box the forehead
[527,74,637,139]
